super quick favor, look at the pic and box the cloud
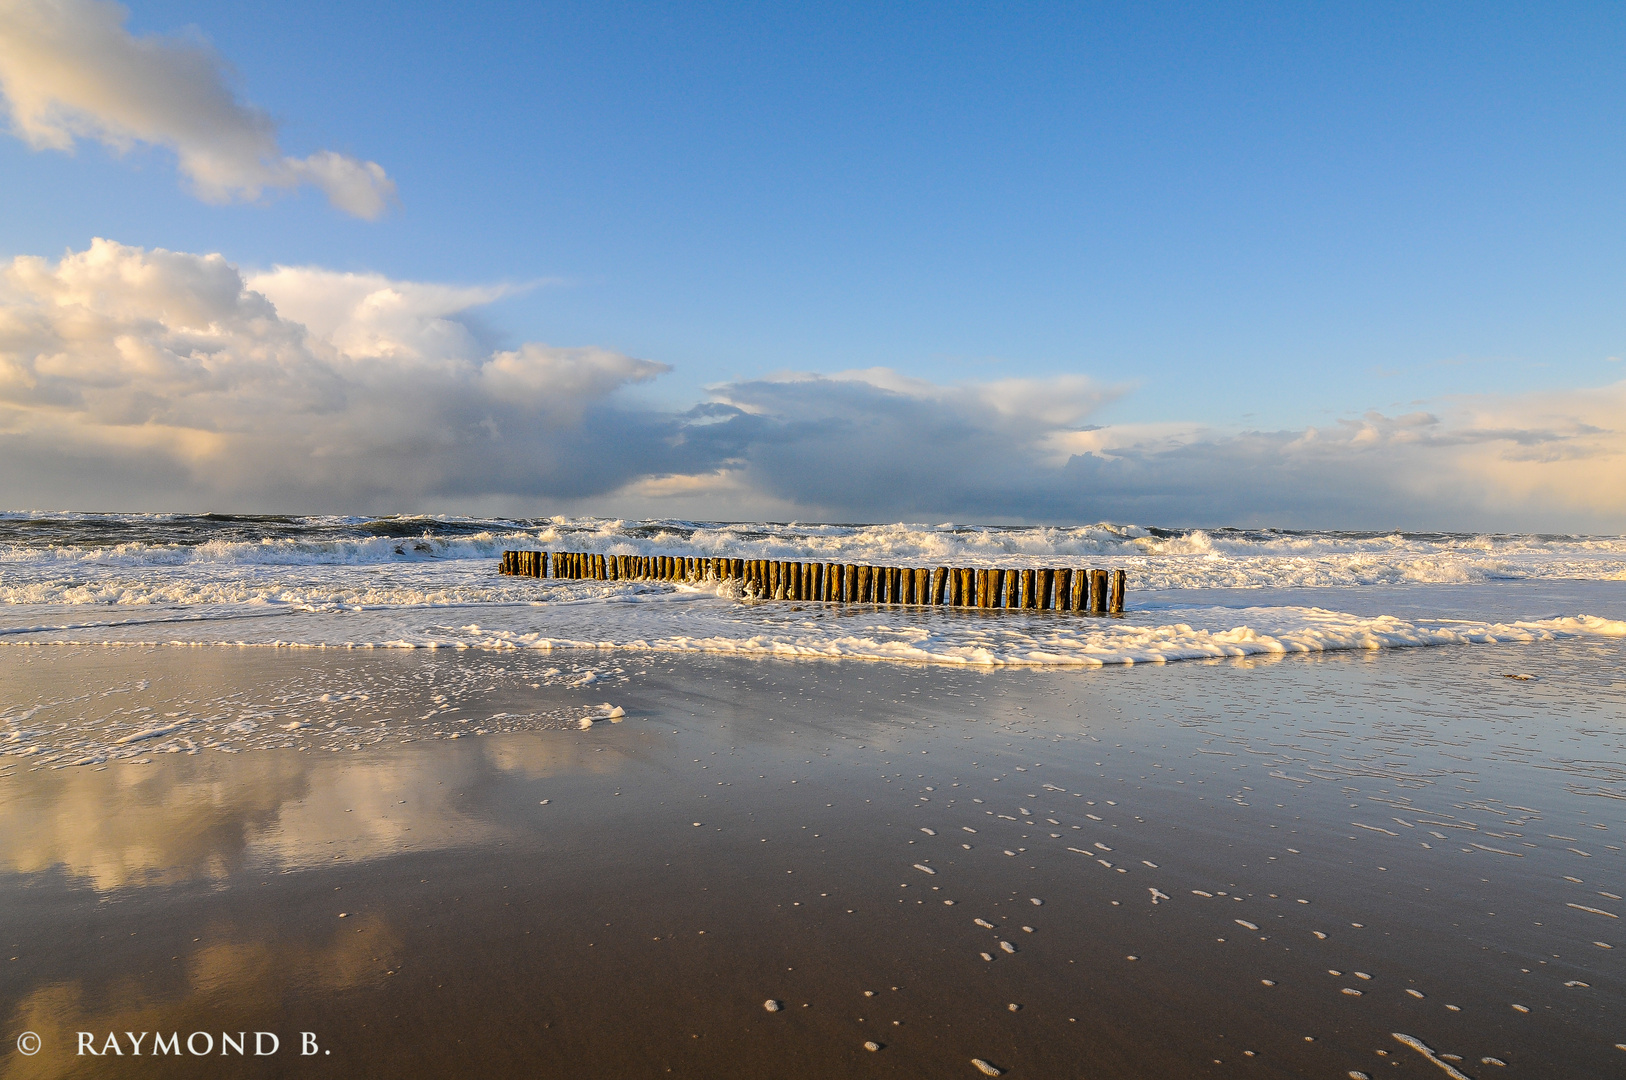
[2,238,1624,530]
[616,373,1626,532]
[0,0,395,216]
[0,239,668,509]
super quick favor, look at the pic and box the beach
[3,625,1622,1078]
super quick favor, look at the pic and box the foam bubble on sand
[1392,1033,1474,1080]
[971,1058,1003,1076]
[763,999,781,1012]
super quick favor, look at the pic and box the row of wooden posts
[500,550,1126,613]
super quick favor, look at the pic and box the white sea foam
[1,514,1623,668]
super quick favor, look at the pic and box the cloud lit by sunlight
[0,0,395,215]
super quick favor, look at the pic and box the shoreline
[3,642,1623,1077]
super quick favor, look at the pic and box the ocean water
[3,512,1625,766]
[2,512,1623,662]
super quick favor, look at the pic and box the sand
[2,640,1623,1078]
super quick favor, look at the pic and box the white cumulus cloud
[2,238,1624,530]
[0,239,668,509]
[0,0,395,216]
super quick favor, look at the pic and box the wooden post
[1037,569,1052,610]
[1019,569,1036,609]
[996,569,1012,608]
[1055,568,1071,612]
[1111,569,1126,613]
[1089,569,1107,613]
[855,565,870,602]
[931,567,947,605]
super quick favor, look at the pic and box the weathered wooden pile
[499,550,1126,613]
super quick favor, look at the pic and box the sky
[1,0,1624,530]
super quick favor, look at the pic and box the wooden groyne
[499,550,1127,613]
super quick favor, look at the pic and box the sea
[4,512,1624,765]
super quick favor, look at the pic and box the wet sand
[2,642,1623,1078]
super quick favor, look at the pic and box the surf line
[501,551,1128,613]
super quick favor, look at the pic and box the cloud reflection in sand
[0,735,614,891]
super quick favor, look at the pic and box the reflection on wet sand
[5,914,399,1080]
[0,736,618,891]
[1,641,1622,1078]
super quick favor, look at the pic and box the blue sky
[2,1,1624,527]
